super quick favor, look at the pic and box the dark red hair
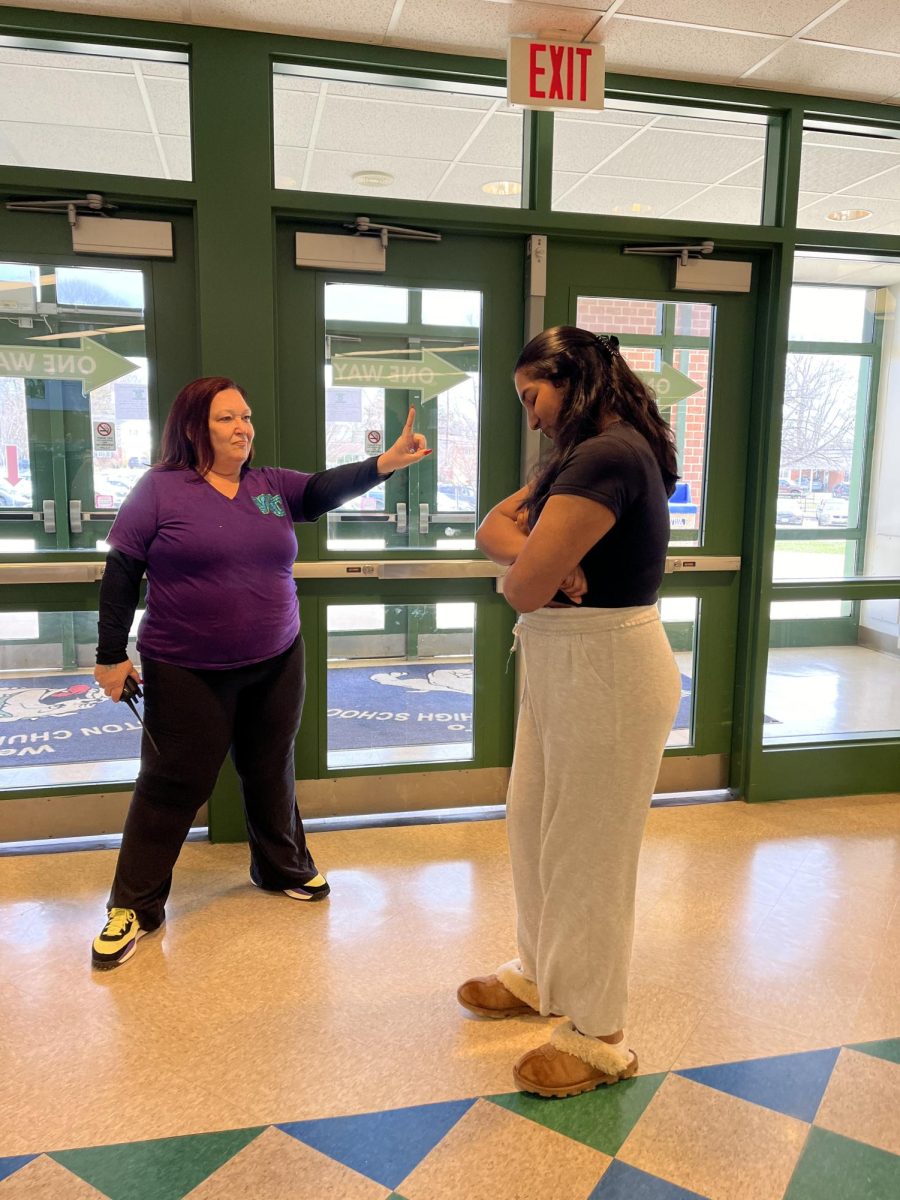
[156,377,251,476]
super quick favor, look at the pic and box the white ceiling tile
[555,173,703,216]
[655,116,767,140]
[273,146,307,189]
[430,161,524,205]
[0,63,150,131]
[746,41,900,100]
[619,0,829,36]
[799,142,899,192]
[0,47,132,73]
[797,192,900,231]
[388,0,605,57]
[158,134,192,180]
[839,163,900,200]
[141,75,191,137]
[186,0,396,39]
[273,88,320,149]
[0,121,165,176]
[0,0,190,21]
[304,148,449,199]
[460,110,525,168]
[665,184,763,223]
[553,115,645,172]
[806,0,900,54]
[273,73,320,93]
[728,161,767,187]
[328,80,495,110]
[601,128,765,184]
[315,93,485,161]
[602,19,777,81]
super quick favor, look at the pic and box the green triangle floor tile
[784,1127,900,1200]
[278,1098,475,1190]
[0,1154,37,1183]
[676,1047,840,1123]
[589,1159,709,1199]
[488,1072,667,1157]
[50,1126,267,1200]
[847,1037,900,1066]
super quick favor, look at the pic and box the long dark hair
[517,326,678,528]
[156,376,252,476]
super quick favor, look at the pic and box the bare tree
[781,354,858,473]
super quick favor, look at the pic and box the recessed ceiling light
[352,170,394,187]
[482,180,522,196]
[826,208,873,222]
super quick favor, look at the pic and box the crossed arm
[475,486,616,612]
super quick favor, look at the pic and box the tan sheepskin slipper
[457,960,540,1018]
[513,1021,638,1098]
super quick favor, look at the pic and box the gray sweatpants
[506,605,681,1036]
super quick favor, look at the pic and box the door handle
[69,500,83,534]
[41,500,56,533]
[419,502,429,533]
[396,502,407,534]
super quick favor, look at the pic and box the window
[273,66,524,207]
[798,123,900,235]
[0,40,191,180]
[553,103,767,224]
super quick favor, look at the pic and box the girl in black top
[457,326,682,1098]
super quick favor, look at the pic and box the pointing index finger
[403,406,416,432]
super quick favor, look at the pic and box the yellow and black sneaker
[91,907,146,970]
[283,873,330,902]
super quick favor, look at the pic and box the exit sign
[508,36,605,110]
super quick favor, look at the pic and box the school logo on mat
[252,493,285,517]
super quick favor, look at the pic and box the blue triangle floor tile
[0,1155,37,1183]
[676,1047,841,1123]
[589,1160,709,1199]
[278,1097,476,1190]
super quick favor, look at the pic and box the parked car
[777,477,802,496]
[816,497,849,527]
[776,498,804,526]
[810,478,825,492]
[832,481,851,499]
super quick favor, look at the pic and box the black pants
[109,636,316,930]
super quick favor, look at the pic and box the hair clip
[596,333,620,357]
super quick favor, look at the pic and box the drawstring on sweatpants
[506,621,522,674]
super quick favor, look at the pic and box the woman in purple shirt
[91,376,429,969]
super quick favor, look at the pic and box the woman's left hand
[377,407,431,475]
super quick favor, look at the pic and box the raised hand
[377,407,432,474]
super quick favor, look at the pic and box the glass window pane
[660,595,697,749]
[765,597,900,742]
[0,609,143,789]
[799,124,900,234]
[0,262,150,549]
[577,295,714,546]
[56,267,144,310]
[274,68,523,208]
[789,286,870,342]
[0,261,40,313]
[0,44,191,181]
[326,602,474,769]
[325,284,409,323]
[553,104,766,224]
[325,283,480,553]
[421,289,481,327]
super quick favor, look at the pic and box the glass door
[0,211,198,833]
[546,239,760,793]
[267,227,523,825]
[0,259,151,553]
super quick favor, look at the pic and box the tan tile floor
[0,792,898,1199]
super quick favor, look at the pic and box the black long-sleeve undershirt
[96,549,145,665]
[95,458,392,664]
[301,456,389,521]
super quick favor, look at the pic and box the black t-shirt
[546,421,671,607]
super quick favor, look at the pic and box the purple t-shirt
[107,466,310,670]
